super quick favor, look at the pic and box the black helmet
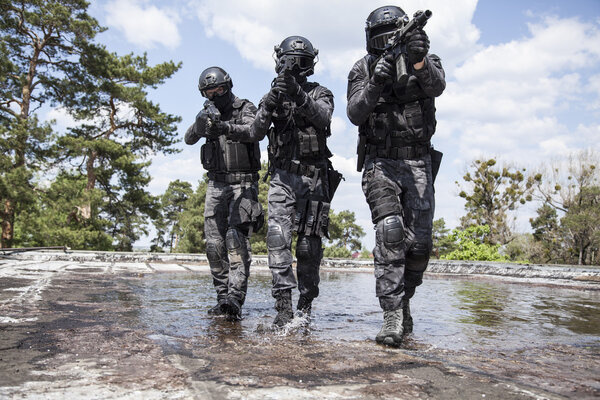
[273,36,319,76]
[365,5,408,55]
[198,66,233,96]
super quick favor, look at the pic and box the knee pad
[226,228,242,251]
[406,238,432,272]
[206,239,226,262]
[382,215,404,248]
[267,224,287,251]
[296,236,321,263]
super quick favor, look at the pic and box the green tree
[561,186,600,265]
[441,225,508,262]
[532,150,599,265]
[153,180,193,252]
[14,172,113,249]
[529,203,562,263]
[173,177,208,254]
[456,158,540,245]
[57,45,182,250]
[431,218,455,258]
[324,209,365,257]
[0,0,102,247]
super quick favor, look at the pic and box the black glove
[263,87,280,112]
[274,74,307,105]
[406,28,430,64]
[207,120,229,138]
[371,54,394,85]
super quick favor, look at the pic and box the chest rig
[201,98,261,179]
[268,82,332,169]
[360,55,436,159]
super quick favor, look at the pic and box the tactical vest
[200,98,261,174]
[268,82,332,167]
[361,55,437,151]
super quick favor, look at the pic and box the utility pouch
[239,197,264,234]
[200,141,217,170]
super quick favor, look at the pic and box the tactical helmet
[273,36,319,76]
[365,5,408,55]
[198,66,233,97]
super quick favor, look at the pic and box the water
[125,270,600,352]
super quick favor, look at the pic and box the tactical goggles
[369,23,400,51]
[202,85,227,99]
[275,54,315,73]
[369,32,395,51]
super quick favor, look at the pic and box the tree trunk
[1,199,15,248]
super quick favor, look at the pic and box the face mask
[212,90,234,112]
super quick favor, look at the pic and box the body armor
[268,82,332,167]
[201,98,261,174]
[360,54,437,153]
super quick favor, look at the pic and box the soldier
[228,36,339,328]
[347,6,446,346]
[184,66,263,321]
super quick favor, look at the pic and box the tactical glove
[207,121,229,138]
[372,54,394,85]
[406,28,430,64]
[263,87,280,112]
[277,74,307,105]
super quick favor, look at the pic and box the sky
[47,0,600,250]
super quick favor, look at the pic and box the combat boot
[401,299,413,334]
[296,295,312,321]
[223,296,242,321]
[208,300,227,316]
[376,308,404,347]
[272,290,293,328]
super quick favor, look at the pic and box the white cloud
[105,0,181,49]
[192,0,480,80]
[437,15,600,169]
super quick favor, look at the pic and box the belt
[366,144,431,160]
[207,172,259,184]
[274,159,324,178]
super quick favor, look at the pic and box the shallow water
[125,270,600,353]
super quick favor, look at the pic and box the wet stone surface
[0,258,599,399]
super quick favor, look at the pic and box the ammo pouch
[292,198,330,238]
[298,127,320,158]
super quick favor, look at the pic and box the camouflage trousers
[204,180,263,306]
[266,167,330,300]
[362,155,435,311]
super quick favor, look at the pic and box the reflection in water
[454,282,507,337]
[123,271,600,353]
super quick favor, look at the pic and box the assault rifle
[371,9,432,86]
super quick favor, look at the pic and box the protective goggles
[369,32,395,51]
[275,54,315,73]
[202,85,227,99]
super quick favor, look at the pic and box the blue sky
[47,0,600,249]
